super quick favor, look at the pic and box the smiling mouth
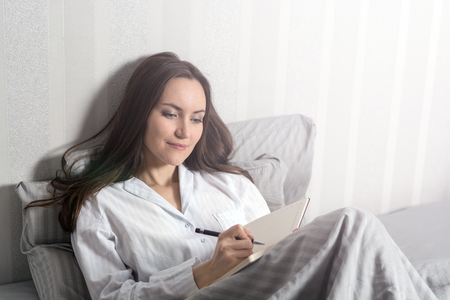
[168,143,188,150]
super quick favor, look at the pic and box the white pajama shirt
[71,164,270,300]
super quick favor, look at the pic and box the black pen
[195,228,265,245]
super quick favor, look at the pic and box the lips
[167,142,188,150]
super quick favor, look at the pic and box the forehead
[158,77,206,109]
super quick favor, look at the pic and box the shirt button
[185,223,190,228]
[201,238,206,243]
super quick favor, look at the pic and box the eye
[191,118,203,124]
[162,112,177,119]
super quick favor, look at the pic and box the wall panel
[162,0,191,59]
[201,1,240,123]
[381,0,410,214]
[109,0,152,115]
[48,0,65,173]
[307,0,336,219]
[94,0,110,134]
[411,0,443,206]
[3,0,50,283]
[390,0,434,212]
[247,0,281,120]
[0,0,11,285]
[235,0,253,121]
[353,0,401,214]
[421,0,450,205]
[320,0,361,214]
[64,1,97,144]
[286,1,325,120]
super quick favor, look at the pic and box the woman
[27,52,436,299]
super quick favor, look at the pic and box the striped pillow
[26,244,91,300]
[228,114,316,206]
[234,154,288,212]
[17,181,69,251]
[16,181,91,300]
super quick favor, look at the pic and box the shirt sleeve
[72,205,201,300]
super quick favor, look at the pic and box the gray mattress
[378,200,450,263]
[378,200,450,298]
[0,280,38,300]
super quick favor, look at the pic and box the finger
[220,224,250,241]
[243,228,254,240]
[232,248,254,259]
[233,224,252,241]
[232,238,254,250]
[218,226,253,250]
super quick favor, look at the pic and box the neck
[137,164,179,187]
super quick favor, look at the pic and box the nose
[175,119,190,139]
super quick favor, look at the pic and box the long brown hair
[26,52,251,232]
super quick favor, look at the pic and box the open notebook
[213,198,310,283]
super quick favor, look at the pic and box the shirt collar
[178,164,193,214]
[122,164,194,215]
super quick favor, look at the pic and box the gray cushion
[16,182,91,300]
[228,114,316,206]
[16,181,69,251]
[234,154,288,212]
[27,244,91,300]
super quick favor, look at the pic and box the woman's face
[142,77,206,168]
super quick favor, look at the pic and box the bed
[1,114,449,299]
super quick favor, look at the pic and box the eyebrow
[161,103,205,114]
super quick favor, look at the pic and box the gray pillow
[16,181,91,300]
[27,244,91,300]
[228,114,316,206]
[64,114,316,208]
[17,181,70,251]
[234,154,288,212]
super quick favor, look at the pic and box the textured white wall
[1,0,449,285]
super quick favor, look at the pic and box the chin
[165,156,190,167]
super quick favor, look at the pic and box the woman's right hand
[192,224,254,288]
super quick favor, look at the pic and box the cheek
[146,120,170,141]
[143,128,164,151]
[194,126,204,143]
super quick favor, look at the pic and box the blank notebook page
[245,198,309,253]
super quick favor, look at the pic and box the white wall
[1,0,449,285]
